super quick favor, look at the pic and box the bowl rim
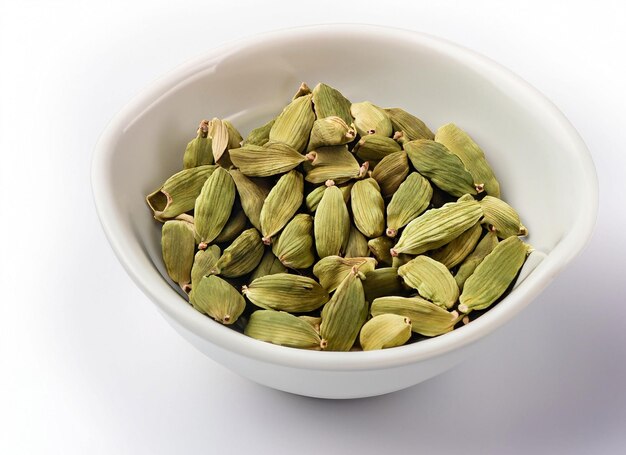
[91,24,598,371]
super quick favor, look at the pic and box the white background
[1,1,625,454]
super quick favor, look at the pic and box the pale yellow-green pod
[359,314,412,351]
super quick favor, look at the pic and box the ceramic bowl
[92,25,598,398]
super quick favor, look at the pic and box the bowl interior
[93,25,597,369]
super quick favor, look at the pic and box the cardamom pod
[368,236,395,266]
[183,119,214,168]
[224,120,243,150]
[362,267,406,302]
[344,224,370,258]
[272,214,315,269]
[391,252,414,269]
[249,249,287,281]
[314,181,351,258]
[229,142,307,177]
[214,228,264,278]
[146,165,215,221]
[311,82,353,124]
[308,116,356,150]
[299,315,322,332]
[292,82,312,99]
[243,273,329,312]
[370,151,409,198]
[350,101,393,137]
[190,275,245,325]
[244,310,322,350]
[194,166,236,248]
[320,271,368,351]
[229,169,270,232]
[405,139,480,196]
[353,134,402,162]
[161,220,195,291]
[458,236,529,313]
[269,94,315,153]
[435,123,501,197]
[371,296,458,337]
[190,245,221,297]
[480,195,527,238]
[304,145,362,184]
[398,255,459,309]
[259,170,303,244]
[242,118,275,146]
[351,178,385,238]
[313,256,377,292]
[386,172,433,238]
[384,107,434,140]
[359,314,412,351]
[213,204,248,243]
[430,222,483,269]
[392,199,483,256]
[208,117,230,165]
[455,231,499,290]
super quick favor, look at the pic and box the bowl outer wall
[91,25,598,396]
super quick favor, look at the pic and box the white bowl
[91,25,598,399]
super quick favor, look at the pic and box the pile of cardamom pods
[146,82,532,351]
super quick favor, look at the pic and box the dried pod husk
[353,134,402,162]
[430,222,483,269]
[313,256,377,292]
[384,107,434,140]
[311,82,353,124]
[314,183,351,258]
[392,199,483,256]
[214,228,264,278]
[243,273,329,312]
[242,118,275,146]
[480,196,527,239]
[183,119,214,168]
[269,94,315,153]
[345,224,370,258]
[308,116,356,150]
[272,214,315,269]
[229,142,307,177]
[190,275,245,324]
[359,314,412,351]
[207,117,231,165]
[455,231,499,290]
[404,139,479,196]
[230,169,271,232]
[371,296,458,337]
[194,167,236,247]
[292,82,312,100]
[245,310,322,350]
[161,220,195,291]
[386,172,433,238]
[190,245,221,296]
[213,204,248,243]
[350,101,393,137]
[224,120,243,150]
[250,249,287,281]
[146,165,215,221]
[260,170,303,244]
[368,236,395,266]
[370,151,409,198]
[351,178,385,238]
[320,272,368,351]
[362,267,406,301]
[398,256,459,309]
[435,123,501,197]
[459,236,529,313]
[304,145,362,184]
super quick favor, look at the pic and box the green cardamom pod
[435,123,501,197]
[190,245,221,302]
[272,214,315,269]
[398,255,459,309]
[213,204,248,243]
[359,314,412,351]
[350,101,393,137]
[480,196,527,238]
[229,142,307,177]
[224,120,243,150]
[371,296,458,337]
[183,119,214,168]
[370,151,409,198]
[313,256,377,292]
[391,252,414,269]
[314,181,351,258]
[269,94,315,153]
[368,236,395,266]
[311,82,353,124]
[320,271,368,351]
[214,228,264,278]
[392,199,483,256]
[259,170,303,244]
[351,178,385,238]
[430,222,483,269]
[229,169,271,232]
[207,117,231,165]
[299,315,322,332]
[384,107,434,140]
[243,273,329,312]
[304,145,363,184]
[190,275,245,324]
[458,236,529,313]
[308,116,356,150]
[146,165,215,221]
[194,166,236,248]
[161,220,195,292]
[344,224,370,258]
[353,134,402,162]
[386,172,433,238]
[362,267,407,302]
[244,310,322,350]
[249,249,287,282]
[455,231,499,290]
[242,118,275,147]
[292,82,312,99]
